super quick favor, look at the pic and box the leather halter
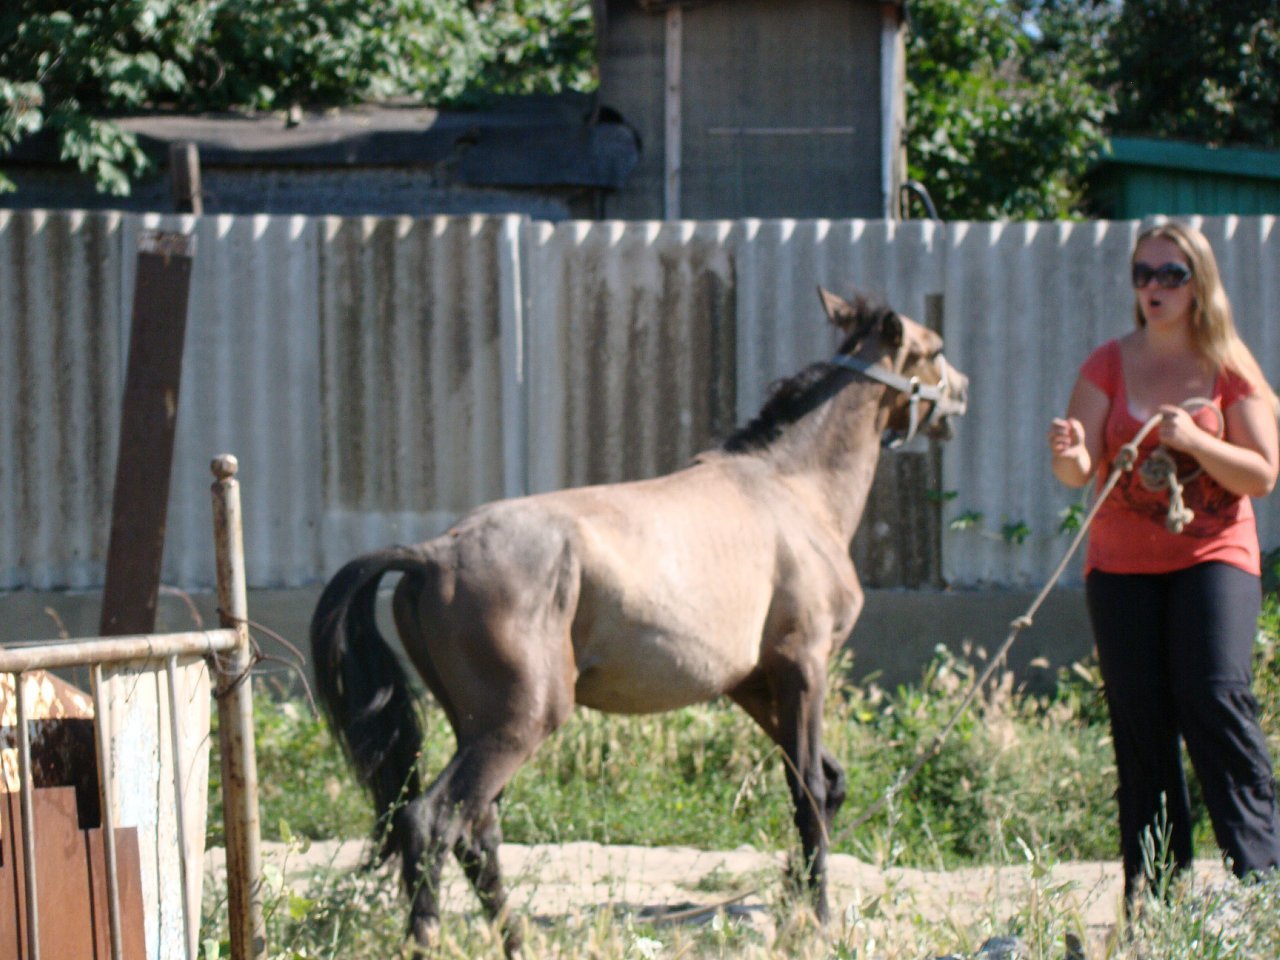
[827,351,964,448]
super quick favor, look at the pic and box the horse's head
[818,287,969,447]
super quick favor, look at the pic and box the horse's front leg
[821,747,847,833]
[773,655,832,923]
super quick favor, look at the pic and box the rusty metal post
[209,454,266,960]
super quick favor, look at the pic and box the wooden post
[925,292,945,588]
[99,230,196,637]
[169,143,203,215]
[209,455,266,960]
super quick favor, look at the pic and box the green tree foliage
[903,0,1112,220]
[0,0,595,194]
[1108,0,1280,148]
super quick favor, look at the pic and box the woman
[1048,220,1280,901]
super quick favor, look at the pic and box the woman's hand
[1051,378,1108,488]
[1162,396,1279,498]
[1157,404,1205,454]
[1048,417,1086,458]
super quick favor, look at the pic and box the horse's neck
[789,380,887,543]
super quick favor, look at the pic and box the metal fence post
[90,664,125,960]
[209,454,266,960]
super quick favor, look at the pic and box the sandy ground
[206,839,1231,951]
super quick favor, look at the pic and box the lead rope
[655,401,1218,925]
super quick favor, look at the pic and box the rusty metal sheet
[0,787,145,959]
[99,230,196,636]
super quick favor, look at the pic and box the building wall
[600,0,889,219]
[598,1,668,219]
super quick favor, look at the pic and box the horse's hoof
[502,929,524,958]
[408,916,441,954]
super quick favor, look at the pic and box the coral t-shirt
[1080,339,1260,576]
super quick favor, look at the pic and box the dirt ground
[207,839,1231,952]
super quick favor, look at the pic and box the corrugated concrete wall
[3,211,1278,592]
[942,219,1140,587]
[0,210,125,589]
[524,219,738,491]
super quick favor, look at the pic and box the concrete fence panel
[315,215,521,573]
[0,210,126,590]
[523,218,738,493]
[4,211,1280,592]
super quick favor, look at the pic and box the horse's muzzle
[926,365,969,441]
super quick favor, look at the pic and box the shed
[592,0,907,219]
[0,94,640,220]
[1088,137,1280,218]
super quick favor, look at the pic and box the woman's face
[1133,235,1195,331]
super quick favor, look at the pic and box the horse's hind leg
[454,799,521,955]
[394,767,461,950]
[399,732,551,957]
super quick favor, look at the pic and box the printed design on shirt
[1111,446,1240,539]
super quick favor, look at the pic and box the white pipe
[665,7,683,221]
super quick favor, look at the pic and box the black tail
[310,545,428,860]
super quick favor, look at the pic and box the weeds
[202,633,1280,957]
[212,645,1123,864]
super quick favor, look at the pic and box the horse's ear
[879,311,904,347]
[817,287,859,331]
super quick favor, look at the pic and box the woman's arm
[1158,394,1279,498]
[1048,377,1110,488]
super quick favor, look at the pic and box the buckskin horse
[311,287,969,954]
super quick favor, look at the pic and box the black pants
[1086,562,1280,899]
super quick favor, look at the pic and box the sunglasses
[1132,261,1192,289]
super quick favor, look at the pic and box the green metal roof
[1104,137,1280,181]
[1089,137,1280,217]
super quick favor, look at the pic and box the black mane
[721,361,856,453]
[719,295,895,455]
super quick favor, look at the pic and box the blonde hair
[1133,220,1279,416]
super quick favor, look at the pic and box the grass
[210,647,1123,867]
[200,594,1280,957]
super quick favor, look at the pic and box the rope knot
[1137,447,1177,491]
[1165,479,1195,533]
[1114,444,1138,472]
[1138,447,1196,534]
[1010,615,1033,630]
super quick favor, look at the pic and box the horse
[310,287,969,954]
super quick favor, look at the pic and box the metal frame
[0,456,265,960]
